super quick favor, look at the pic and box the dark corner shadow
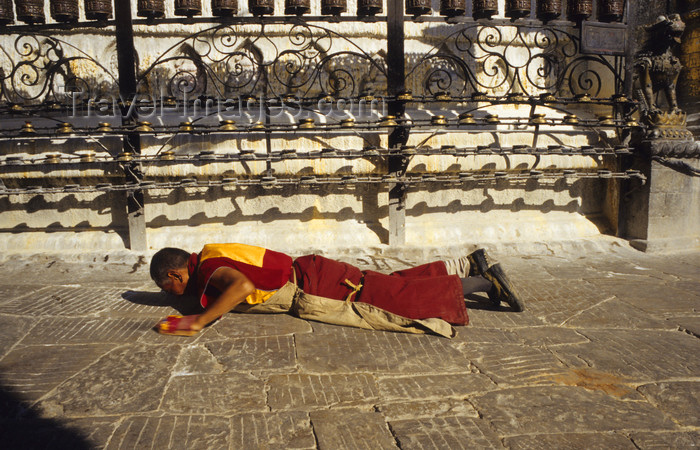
[465,293,519,312]
[0,383,92,449]
[120,290,204,316]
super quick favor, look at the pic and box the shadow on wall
[0,382,93,449]
[0,191,131,248]
[0,176,609,245]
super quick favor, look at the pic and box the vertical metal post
[387,0,408,246]
[115,0,147,251]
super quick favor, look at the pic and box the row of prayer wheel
[0,0,623,23]
[0,0,112,23]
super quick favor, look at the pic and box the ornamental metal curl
[0,34,117,104]
[137,22,387,101]
[407,23,623,99]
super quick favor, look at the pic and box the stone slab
[668,315,700,337]
[0,285,41,305]
[503,432,636,449]
[389,416,502,449]
[170,343,225,375]
[0,316,35,358]
[619,293,700,318]
[512,327,590,346]
[585,278,698,315]
[0,344,114,412]
[449,327,524,345]
[20,317,155,345]
[544,367,641,399]
[296,324,471,374]
[267,373,379,411]
[377,398,480,421]
[204,336,296,373]
[162,373,266,414]
[458,343,571,386]
[0,417,118,449]
[471,386,677,435]
[198,313,313,340]
[0,286,126,317]
[637,381,700,427]
[629,431,700,449]
[105,415,230,449]
[551,329,700,381]
[460,307,546,328]
[109,289,200,318]
[38,344,180,417]
[310,409,398,450]
[515,279,615,326]
[377,374,496,400]
[231,412,316,449]
[562,298,673,330]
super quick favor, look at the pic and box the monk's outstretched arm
[190,266,255,331]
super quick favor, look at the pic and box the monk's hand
[156,314,203,336]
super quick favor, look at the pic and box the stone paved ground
[0,241,698,449]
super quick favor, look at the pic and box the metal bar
[387,0,407,246]
[115,0,147,252]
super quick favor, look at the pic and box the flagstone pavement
[0,240,698,449]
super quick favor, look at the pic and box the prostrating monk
[150,243,524,337]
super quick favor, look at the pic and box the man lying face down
[150,243,524,336]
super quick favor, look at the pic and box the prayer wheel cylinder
[440,0,465,17]
[505,0,531,18]
[138,0,165,17]
[51,0,79,22]
[0,0,14,24]
[84,0,112,20]
[569,0,592,20]
[321,0,345,15]
[357,0,381,16]
[175,0,201,16]
[406,0,430,16]
[16,0,46,23]
[472,0,497,19]
[537,0,560,20]
[285,0,309,15]
[598,0,623,22]
[212,0,237,15]
[248,0,273,15]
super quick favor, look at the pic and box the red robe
[188,244,468,326]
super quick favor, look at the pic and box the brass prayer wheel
[357,0,381,16]
[569,0,592,20]
[406,0,430,16]
[248,0,273,15]
[16,0,46,24]
[505,0,531,19]
[212,0,237,15]
[137,0,165,18]
[285,0,310,15]
[51,0,79,22]
[175,0,202,16]
[472,0,497,19]
[321,0,345,15]
[84,0,113,20]
[598,0,623,22]
[536,0,561,20]
[440,0,465,17]
[0,0,14,24]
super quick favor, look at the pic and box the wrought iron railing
[0,0,640,249]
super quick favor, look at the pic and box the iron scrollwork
[0,33,118,105]
[137,22,388,102]
[406,23,623,99]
